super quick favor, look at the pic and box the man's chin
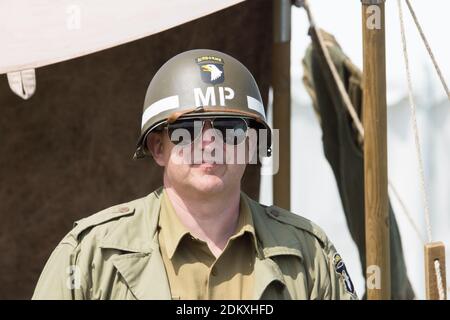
[189,175,226,194]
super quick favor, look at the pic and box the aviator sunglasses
[164,117,251,146]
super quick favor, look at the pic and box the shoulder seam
[266,205,329,247]
[69,202,138,242]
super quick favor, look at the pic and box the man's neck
[163,184,241,258]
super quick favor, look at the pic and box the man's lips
[190,160,223,169]
[192,162,218,167]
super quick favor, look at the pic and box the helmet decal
[196,56,225,85]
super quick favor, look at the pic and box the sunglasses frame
[165,116,251,147]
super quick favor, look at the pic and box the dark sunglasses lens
[213,118,248,145]
[167,120,202,145]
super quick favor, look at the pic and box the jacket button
[270,209,279,217]
[211,267,217,276]
[118,206,129,213]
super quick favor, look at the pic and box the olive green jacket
[32,188,357,300]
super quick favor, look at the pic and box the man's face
[147,120,256,196]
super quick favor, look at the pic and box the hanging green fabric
[302,29,414,299]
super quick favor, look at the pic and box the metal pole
[361,0,390,300]
[272,0,291,210]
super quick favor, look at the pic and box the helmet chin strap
[166,107,263,124]
[166,107,198,123]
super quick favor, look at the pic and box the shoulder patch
[333,253,356,296]
[69,204,135,241]
[265,205,329,246]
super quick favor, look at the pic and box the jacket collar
[243,193,304,261]
[99,188,301,299]
[243,193,302,299]
[99,189,161,254]
[159,189,260,260]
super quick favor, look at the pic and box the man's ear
[146,132,165,167]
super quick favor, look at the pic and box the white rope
[299,0,446,299]
[296,0,315,27]
[397,0,433,244]
[299,0,363,137]
[404,0,450,100]
[301,0,364,136]
[388,182,425,243]
[434,260,446,300]
[398,0,446,300]
[298,0,424,244]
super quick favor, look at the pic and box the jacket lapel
[100,188,172,300]
[111,235,171,300]
[244,193,304,300]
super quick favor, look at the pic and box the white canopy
[0,0,244,74]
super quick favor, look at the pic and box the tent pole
[272,0,291,210]
[361,0,390,300]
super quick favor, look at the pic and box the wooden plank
[424,242,447,300]
[362,0,390,300]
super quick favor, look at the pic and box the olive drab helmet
[134,49,272,159]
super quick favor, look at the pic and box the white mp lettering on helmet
[194,86,235,107]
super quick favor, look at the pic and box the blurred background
[260,0,449,299]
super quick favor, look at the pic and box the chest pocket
[265,254,310,300]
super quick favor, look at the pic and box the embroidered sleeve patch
[333,253,356,296]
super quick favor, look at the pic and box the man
[33,49,357,300]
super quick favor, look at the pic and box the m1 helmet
[134,49,271,159]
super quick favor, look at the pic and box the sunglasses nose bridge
[202,119,213,131]
[199,120,220,148]
[168,117,249,147]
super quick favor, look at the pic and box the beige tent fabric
[0,0,245,74]
[7,69,36,99]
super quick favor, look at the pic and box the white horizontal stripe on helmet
[247,96,266,119]
[141,95,180,129]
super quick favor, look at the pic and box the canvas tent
[0,0,250,98]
